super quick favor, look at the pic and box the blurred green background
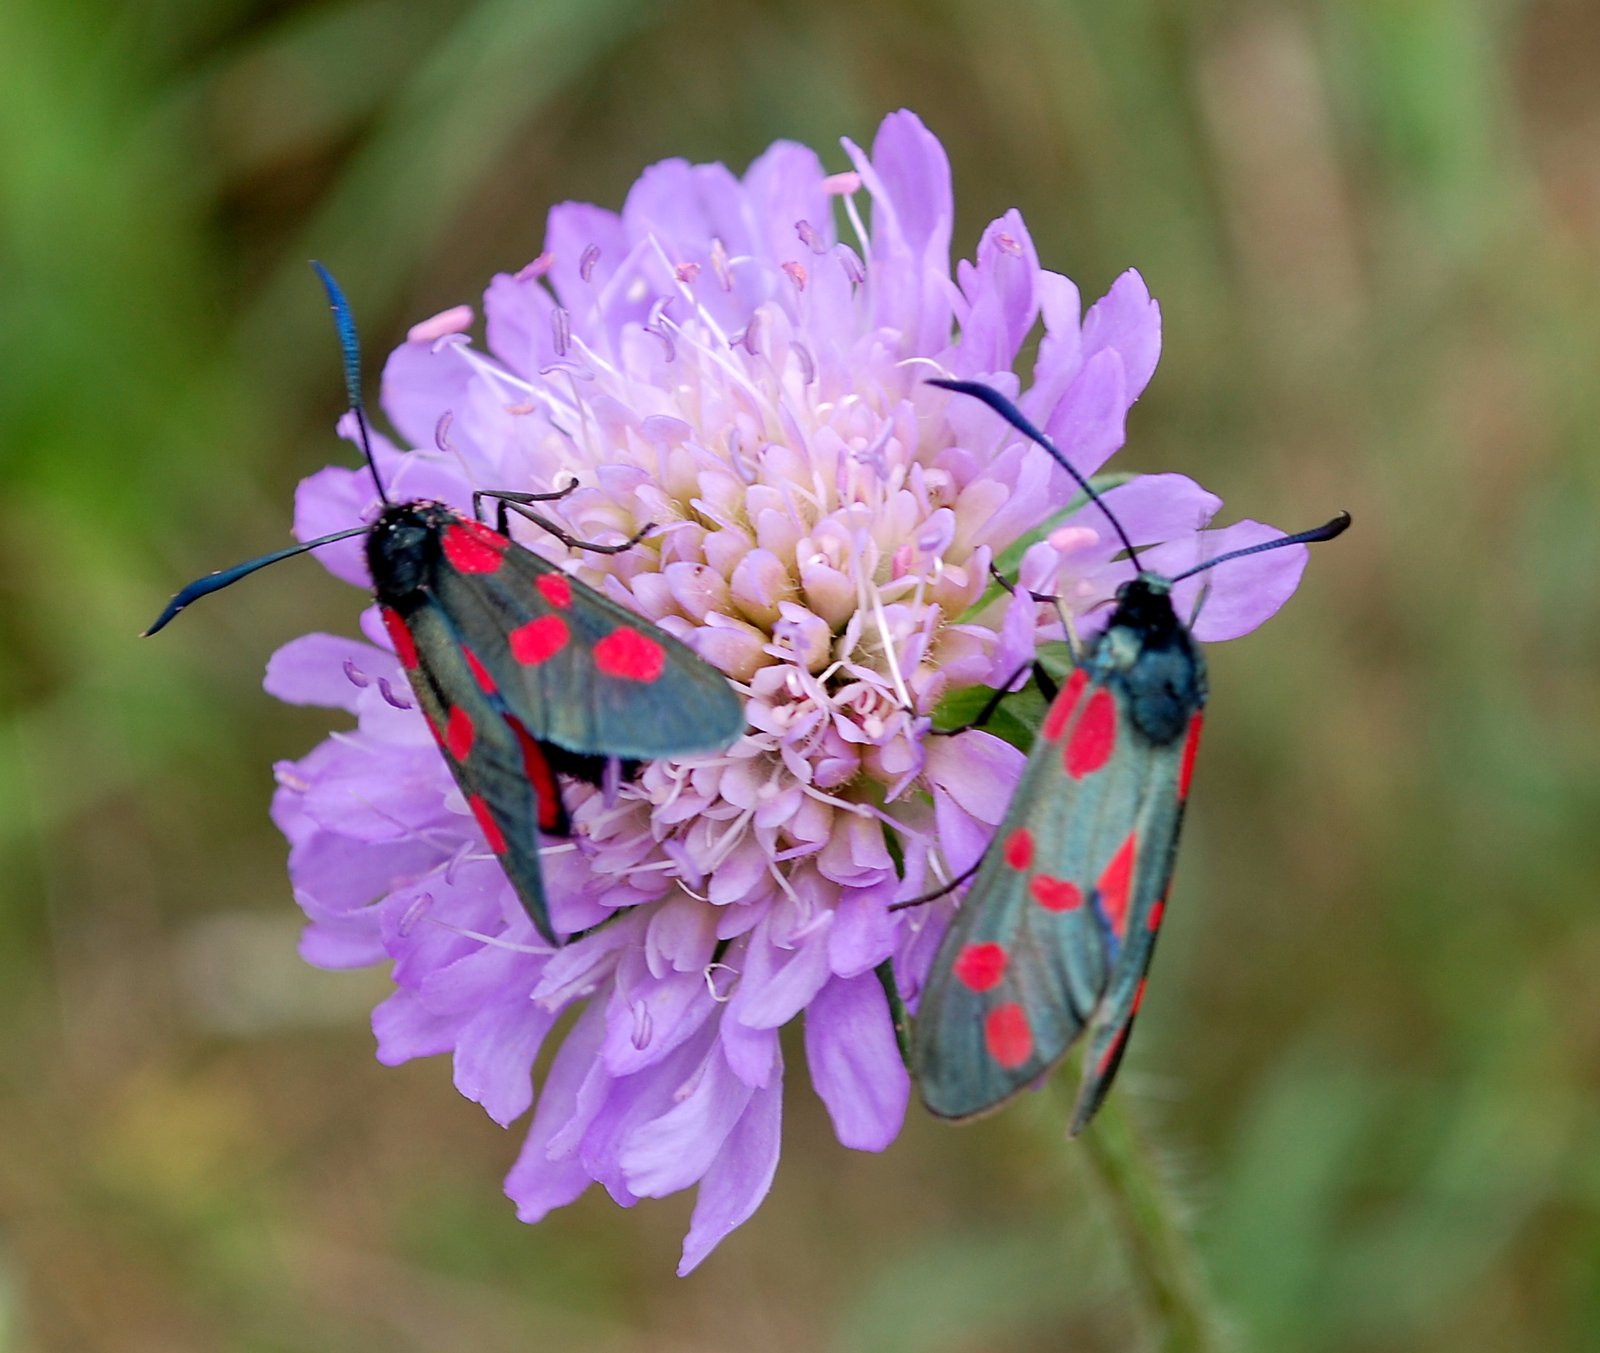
[4,0,1599,1349]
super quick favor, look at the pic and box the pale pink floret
[267,110,1311,1273]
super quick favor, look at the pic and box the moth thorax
[1109,574,1178,635]
[366,503,439,600]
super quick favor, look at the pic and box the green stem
[1073,1085,1229,1353]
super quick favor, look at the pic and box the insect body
[912,378,1346,1130]
[914,571,1205,1130]
[147,265,744,944]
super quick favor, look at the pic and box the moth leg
[987,559,1083,666]
[479,490,658,556]
[932,661,1057,737]
[473,482,579,531]
[887,856,984,912]
[1187,579,1213,629]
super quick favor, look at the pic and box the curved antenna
[1169,511,1351,583]
[929,378,1142,566]
[310,260,390,506]
[143,525,369,635]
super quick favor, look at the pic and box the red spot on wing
[443,522,508,574]
[536,574,573,608]
[510,615,570,665]
[984,1003,1034,1069]
[953,942,1007,992]
[1030,874,1083,912]
[462,646,497,695]
[1003,828,1035,870]
[1146,898,1166,932]
[381,607,419,670]
[444,705,474,760]
[509,717,563,832]
[1041,668,1089,742]
[1131,978,1148,1014]
[1064,688,1117,779]
[1096,1025,1130,1076]
[468,795,507,853]
[1178,713,1204,800]
[594,627,666,683]
[1097,835,1137,937]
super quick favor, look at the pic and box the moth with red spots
[147,264,744,945]
[910,378,1348,1132]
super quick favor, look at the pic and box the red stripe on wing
[1096,834,1137,938]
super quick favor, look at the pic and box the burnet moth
[146,263,745,945]
[908,377,1348,1132]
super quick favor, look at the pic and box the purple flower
[267,110,1314,1273]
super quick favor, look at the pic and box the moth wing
[914,673,1162,1120]
[397,599,569,945]
[432,526,744,759]
[1068,709,1203,1133]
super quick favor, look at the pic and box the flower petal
[620,1044,753,1198]
[677,1070,782,1276]
[803,973,909,1151]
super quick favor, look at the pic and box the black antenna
[933,378,1349,585]
[143,525,369,635]
[1169,512,1351,583]
[310,260,389,506]
[929,377,1142,566]
[144,265,385,636]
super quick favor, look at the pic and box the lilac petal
[417,940,529,1016]
[575,1024,719,1204]
[600,954,717,1075]
[953,210,1041,374]
[1042,348,1129,480]
[293,463,375,587]
[298,741,449,842]
[1082,268,1162,402]
[620,1044,753,1197]
[277,810,438,914]
[379,450,476,510]
[894,901,954,1011]
[372,989,460,1064]
[644,894,718,975]
[677,1070,783,1276]
[989,589,1041,682]
[265,634,387,712]
[532,911,646,1006]
[803,973,909,1151]
[867,109,953,274]
[930,790,988,877]
[506,1000,607,1222]
[741,140,831,268]
[828,884,899,977]
[720,1017,779,1089]
[380,335,475,451]
[1095,473,1223,548]
[815,812,895,887]
[620,158,721,261]
[1158,520,1313,642]
[541,200,628,314]
[965,429,1058,556]
[1023,269,1084,423]
[729,916,834,1028]
[706,840,771,906]
[844,111,955,354]
[296,907,386,969]
[483,269,560,379]
[924,730,1025,826]
[453,999,557,1127]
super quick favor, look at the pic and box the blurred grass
[3,0,1599,1349]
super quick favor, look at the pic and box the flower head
[268,110,1313,1273]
